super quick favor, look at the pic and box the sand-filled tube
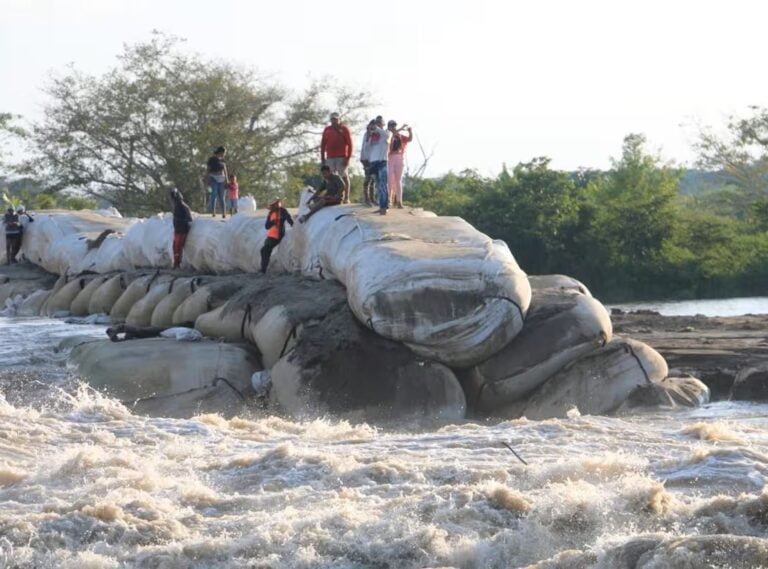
[88,272,142,315]
[69,274,113,316]
[110,273,172,322]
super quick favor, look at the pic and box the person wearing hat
[170,189,193,269]
[320,112,353,204]
[387,120,413,209]
[261,197,294,273]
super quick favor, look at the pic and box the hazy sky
[1,0,766,176]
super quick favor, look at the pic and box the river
[1,316,767,568]
[608,296,768,317]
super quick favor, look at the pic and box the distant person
[359,120,377,205]
[170,189,193,269]
[367,117,392,215]
[3,206,32,264]
[261,197,294,273]
[227,174,240,216]
[320,112,353,203]
[298,165,344,223]
[207,146,228,218]
[387,120,413,209]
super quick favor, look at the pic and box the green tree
[27,33,370,215]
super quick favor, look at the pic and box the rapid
[1,316,767,568]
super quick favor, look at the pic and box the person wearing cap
[261,197,294,273]
[387,120,413,209]
[366,118,392,215]
[320,112,353,204]
[359,120,377,206]
[170,189,193,269]
[206,146,228,218]
[298,165,344,223]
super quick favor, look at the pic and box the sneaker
[379,209,388,216]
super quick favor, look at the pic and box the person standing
[359,120,377,206]
[170,189,193,269]
[227,174,240,216]
[260,198,294,273]
[3,207,22,264]
[367,117,392,215]
[320,112,353,204]
[206,146,228,218]
[387,120,413,209]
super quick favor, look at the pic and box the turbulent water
[609,296,768,317]
[1,317,767,568]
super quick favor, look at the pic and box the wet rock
[457,288,612,415]
[731,365,768,401]
[522,338,668,420]
[270,306,466,422]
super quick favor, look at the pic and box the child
[227,174,239,215]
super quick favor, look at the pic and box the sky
[1,0,766,176]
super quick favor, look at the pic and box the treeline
[404,134,768,301]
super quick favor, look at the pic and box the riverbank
[612,310,768,399]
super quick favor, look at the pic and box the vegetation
[407,134,768,301]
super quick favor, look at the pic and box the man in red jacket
[320,112,353,203]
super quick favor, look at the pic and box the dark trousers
[260,236,280,273]
[5,234,21,264]
[173,231,188,268]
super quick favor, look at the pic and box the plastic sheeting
[279,190,531,367]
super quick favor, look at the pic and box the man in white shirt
[366,116,392,215]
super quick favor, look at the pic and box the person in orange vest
[261,198,294,273]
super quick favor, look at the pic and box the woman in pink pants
[387,120,413,208]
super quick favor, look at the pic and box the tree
[27,33,370,215]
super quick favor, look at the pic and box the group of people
[320,112,413,214]
[3,205,34,265]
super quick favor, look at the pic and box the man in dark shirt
[170,189,193,269]
[3,206,32,264]
[298,165,344,223]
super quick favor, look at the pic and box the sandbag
[69,275,112,316]
[528,274,591,297]
[252,305,304,368]
[624,375,710,408]
[194,304,251,342]
[88,273,140,315]
[43,275,97,316]
[458,288,612,414]
[17,289,51,316]
[68,338,260,418]
[522,338,668,420]
[172,278,248,326]
[151,277,202,327]
[122,216,173,268]
[270,306,466,422]
[126,276,184,327]
[110,273,171,322]
[281,192,531,367]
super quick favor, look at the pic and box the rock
[270,306,466,422]
[457,288,612,414]
[731,365,768,400]
[623,375,710,408]
[522,338,668,420]
[68,338,260,417]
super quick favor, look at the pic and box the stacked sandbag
[521,337,668,420]
[122,216,173,268]
[172,276,250,326]
[624,375,710,408]
[270,306,467,422]
[69,274,114,316]
[458,284,612,414]
[42,274,99,316]
[17,289,51,316]
[0,263,57,304]
[151,276,207,327]
[110,272,173,322]
[126,276,189,327]
[67,337,260,418]
[527,274,592,296]
[280,191,531,367]
[88,272,144,315]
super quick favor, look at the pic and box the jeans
[260,236,280,273]
[208,176,226,215]
[369,160,388,209]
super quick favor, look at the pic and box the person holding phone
[387,120,413,209]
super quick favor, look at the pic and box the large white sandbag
[19,211,132,275]
[194,304,252,342]
[252,305,304,368]
[43,275,98,316]
[172,278,247,326]
[88,273,141,315]
[110,273,172,322]
[122,216,174,268]
[151,277,201,327]
[17,289,51,316]
[75,232,133,273]
[69,275,113,316]
[459,289,612,414]
[522,338,668,420]
[238,196,257,212]
[126,276,186,327]
[270,307,466,422]
[68,338,260,418]
[528,274,592,297]
[282,192,531,367]
[181,217,229,271]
